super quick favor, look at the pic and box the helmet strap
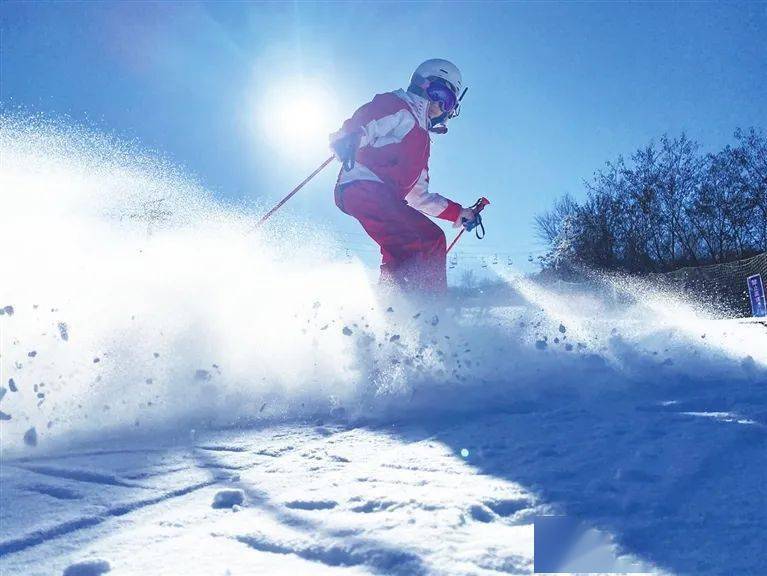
[429,124,448,135]
[429,111,449,134]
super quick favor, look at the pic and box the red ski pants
[336,180,447,293]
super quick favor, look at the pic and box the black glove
[453,207,476,229]
[331,130,362,171]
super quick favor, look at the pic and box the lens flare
[256,79,341,159]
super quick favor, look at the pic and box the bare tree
[734,128,767,252]
[535,128,766,276]
[534,193,578,244]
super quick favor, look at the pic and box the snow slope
[2,115,766,575]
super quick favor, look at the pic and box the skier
[330,59,477,294]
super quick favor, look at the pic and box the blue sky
[2,1,765,270]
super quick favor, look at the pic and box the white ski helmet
[410,59,463,97]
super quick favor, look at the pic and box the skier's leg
[377,210,447,293]
[336,181,448,293]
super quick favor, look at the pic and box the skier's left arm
[405,169,471,224]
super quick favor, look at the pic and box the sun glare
[258,80,341,158]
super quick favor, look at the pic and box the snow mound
[212,489,245,509]
[62,559,111,576]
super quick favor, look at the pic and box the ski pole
[446,228,466,254]
[253,155,335,230]
[446,197,490,254]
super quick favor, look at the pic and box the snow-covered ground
[2,311,765,576]
[2,116,766,575]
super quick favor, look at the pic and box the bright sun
[258,80,340,158]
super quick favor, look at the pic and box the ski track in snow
[2,115,767,575]
[1,424,540,575]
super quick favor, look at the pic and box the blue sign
[747,274,766,317]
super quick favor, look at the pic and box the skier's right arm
[329,94,415,170]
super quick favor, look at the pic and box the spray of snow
[1,114,765,455]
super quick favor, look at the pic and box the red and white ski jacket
[330,89,462,222]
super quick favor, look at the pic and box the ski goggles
[426,78,460,118]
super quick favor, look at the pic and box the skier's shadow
[391,362,767,575]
